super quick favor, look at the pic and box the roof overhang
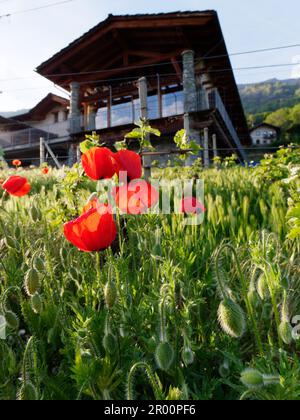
[36,11,250,144]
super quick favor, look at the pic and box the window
[53,112,59,123]
[256,140,260,145]
[63,111,69,121]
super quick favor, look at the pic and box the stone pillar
[70,82,81,134]
[182,50,201,165]
[203,128,210,168]
[182,50,197,113]
[138,77,151,180]
[87,104,97,131]
[212,134,218,159]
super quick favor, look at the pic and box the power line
[203,43,300,60]
[1,41,300,83]
[0,0,75,19]
[1,60,299,94]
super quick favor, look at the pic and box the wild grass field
[0,144,300,401]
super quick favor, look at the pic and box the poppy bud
[247,289,259,308]
[69,267,80,281]
[104,281,117,308]
[5,311,19,330]
[218,299,246,338]
[240,369,264,389]
[155,341,174,371]
[80,350,93,363]
[166,387,182,401]
[60,247,68,261]
[219,360,230,378]
[182,347,195,366]
[278,321,293,345]
[33,256,45,272]
[14,226,21,240]
[31,294,43,315]
[5,236,18,249]
[25,269,40,296]
[31,206,41,222]
[257,273,269,300]
[102,333,117,355]
[18,382,39,401]
[146,336,157,353]
[174,282,184,311]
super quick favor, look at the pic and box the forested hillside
[239,78,300,142]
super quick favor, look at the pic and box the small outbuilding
[250,123,281,146]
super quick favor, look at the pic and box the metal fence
[0,121,69,150]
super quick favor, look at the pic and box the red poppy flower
[2,175,31,197]
[82,199,112,215]
[113,180,159,215]
[180,197,206,215]
[114,150,142,181]
[81,147,119,181]
[12,159,22,167]
[42,167,49,175]
[64,207,117,252]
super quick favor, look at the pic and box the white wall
[251,126,277,146]
[29,106,69,137]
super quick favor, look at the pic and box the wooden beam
[38,15,212,74]
[82,74,181,103]
[171,58,182,82]
[127,49,172,59]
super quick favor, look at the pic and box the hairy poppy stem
[0,191,7,207]
[95,252,102,287]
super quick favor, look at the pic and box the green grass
[0,151,300,400]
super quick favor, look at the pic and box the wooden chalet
[2,11,250,165]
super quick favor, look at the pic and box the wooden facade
[1,11,250,165]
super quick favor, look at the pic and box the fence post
[138,76,151,181]
[40,137,45,166]
[157,74,163,119]
[76,145,81,163]
[212,134,218,159]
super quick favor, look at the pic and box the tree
[265,108,293,130]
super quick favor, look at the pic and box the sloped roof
[37,11,216,74]
[250,123,281,134]
[13,93,69,122]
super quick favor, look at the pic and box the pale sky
[0,0,300,112]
